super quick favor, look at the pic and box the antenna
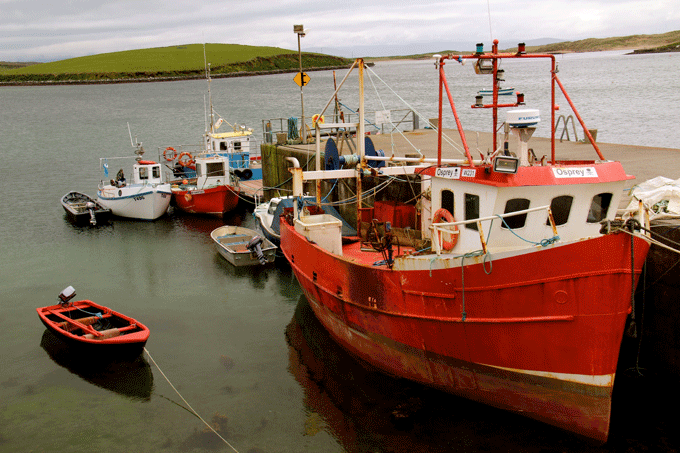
[487,0,493,41]
[203,43,214,132]
[127,122,134,147]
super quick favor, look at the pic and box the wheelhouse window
[220,141,228,151]
[139,167,148,180]
[152,166,160,179]
[465,193,480,231]
[206,162,225,177]
[548,195,573,226]
[502,198,530,229]
[441,189,454,216]
[587,193,613,223]
[234,141,242,151]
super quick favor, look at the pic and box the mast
[204,44,214,133]
[357,59,365,216]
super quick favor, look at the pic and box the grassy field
[0,43,351,84]
[526,30,680,53]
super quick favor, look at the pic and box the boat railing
[157,144,204,162]
[554,115,579,142]
[261,108,419,144]
[430,205,558,255]
[616,198,651,232]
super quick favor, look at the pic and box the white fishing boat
[97,157,171,221]
[254,195,357,247]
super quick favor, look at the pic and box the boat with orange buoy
[279,41,652,442]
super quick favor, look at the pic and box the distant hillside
[363,30,680,61]
[526,30,680,53]
[0,61,39,70]
[0,43,351,85]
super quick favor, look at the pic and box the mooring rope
[143,348,239,453]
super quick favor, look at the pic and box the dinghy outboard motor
[58,286,76,305]
[246,236,268,265]
[86,201,97,226]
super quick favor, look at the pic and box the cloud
[0,0,676,62]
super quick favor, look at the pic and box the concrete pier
[264,128,680,194]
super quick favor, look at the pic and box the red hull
[172,185,239,215]
[281,222,649,441]
[37,300,150,357]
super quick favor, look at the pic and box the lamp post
[294,24,306,143]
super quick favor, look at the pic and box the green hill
[365,30,680,61]
[0,43,351,84]
[525,30,680,53]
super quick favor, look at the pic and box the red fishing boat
[171,154,241,216]
[164,62,261,216]
[279,42,651,442]
[37,286,150,357]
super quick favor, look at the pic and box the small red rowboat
[37,286,150,357]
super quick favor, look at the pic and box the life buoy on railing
[312,114,325,126]
[163,147,178,161]
[177,152,194,167]
[137,160,157,165]
[433,208,458,251]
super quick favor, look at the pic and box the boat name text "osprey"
[552,167,598,178]
[436,167,461,179]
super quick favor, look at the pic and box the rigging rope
[364,65,467,158]
[144,348,240,453]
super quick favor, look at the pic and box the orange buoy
[433,208,458,250]
[163,147,178,161]
[177,152,194,167]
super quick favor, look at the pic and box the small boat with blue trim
[37,286,150,357]
[478,87,515,96]
[254,195,357,247]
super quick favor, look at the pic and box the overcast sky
[1,0,677,62]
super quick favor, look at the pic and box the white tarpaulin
[625,176,680,219]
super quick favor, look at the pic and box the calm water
[1,51,680,453]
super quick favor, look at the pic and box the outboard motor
[86,201,97,225]
[246,236,268,265]
[58,286,76,305]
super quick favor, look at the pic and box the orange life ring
[163,147,178,161]
[433,208,458,251]
[177,152,194,167]
[138,160,157,165]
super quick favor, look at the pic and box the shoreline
[0,64,352,87]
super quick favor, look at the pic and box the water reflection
[211,253,273,289]
[40,330,154,401]
[284,296,650,452]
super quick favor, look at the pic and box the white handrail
[430,205,556,255]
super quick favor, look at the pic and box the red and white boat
[279,42,651,442]
[37,286,150,357]
[171,153,241,216]
[164,62,261,216]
